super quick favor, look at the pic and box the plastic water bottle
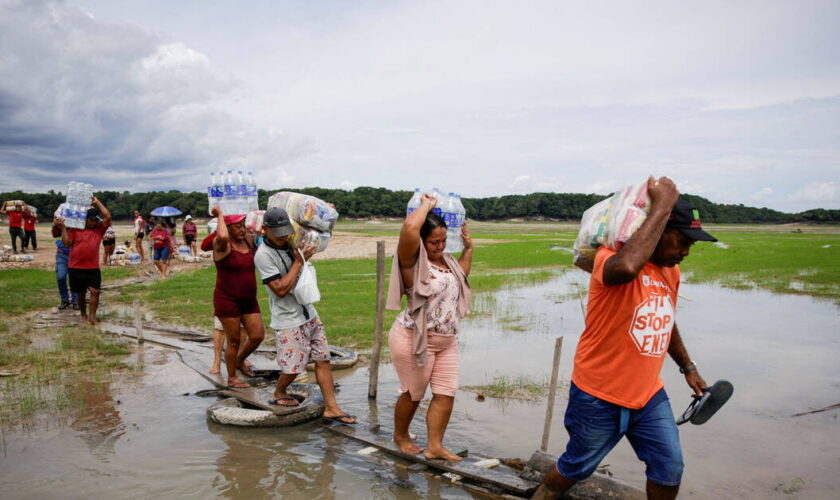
[430,188,444,217]
[444,192,463,253]
[222,170,236,214]
[235,170,247,214]
[208,172,223,215]
[246,171,258,212]
[406,188,422,216]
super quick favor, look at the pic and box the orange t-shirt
[572,246,680,409]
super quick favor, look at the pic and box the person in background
[386,194,473,459]
[51,219,78,310]
[133,210,145,262]
[150,220,172,279]
[1,203,25,254]
[102,225,116,266]
[210,206,264,388]
[254,207,356,423]
[55,196,111,325]
[182,215,198,256]
[22,207,38,251]
[165,217,178,263]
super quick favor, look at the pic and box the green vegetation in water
[462,374,552,400]
[681,232,840,304]
[0,325,133,424]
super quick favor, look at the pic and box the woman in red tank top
[211,207,265,388]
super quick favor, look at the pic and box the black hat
[666,199,717,242]
[85,207,99,220]
[263,207,294,237]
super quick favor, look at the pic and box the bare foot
[394,435,422,454]
[227,377,250,388]
[209,365,221,374]
[238,363,255,377]
[88,319,99,326]
[424,446,462,461]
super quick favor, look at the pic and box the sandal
[676,379,734,426]
[322,414,357,425]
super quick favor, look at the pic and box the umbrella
[150,206,182,217]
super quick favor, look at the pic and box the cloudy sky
[1,0,838,212]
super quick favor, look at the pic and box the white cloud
[752,187,774,201]
[790,182,840,203]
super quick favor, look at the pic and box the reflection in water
[68,378,125,462]
[1,274,839,499]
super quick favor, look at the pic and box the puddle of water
[1,273,839,499]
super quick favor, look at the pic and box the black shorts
[69,268,102,293]
[102,238,116,247]
[185,235,196,245]
[136,232,145,239]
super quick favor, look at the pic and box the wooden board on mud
[322,421,538,497]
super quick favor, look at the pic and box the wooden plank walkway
[322,421,538,497]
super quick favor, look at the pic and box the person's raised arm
[668,322,707,396]
[211,206,230,259]
[457,222,473,277]
[398,194,436,271]
[602,176,680,285]
[92,196,111,229]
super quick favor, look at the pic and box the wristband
[679,362,697,374]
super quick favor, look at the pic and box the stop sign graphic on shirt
[629,293,674,357]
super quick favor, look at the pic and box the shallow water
[1,272,839,499]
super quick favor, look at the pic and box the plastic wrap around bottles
[266,193,335,252]
[245,210,265,232]
[267,192,338,233]
[573,180,650,271]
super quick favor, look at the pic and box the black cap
[666,199,717,242]
[86,208,99,220]
[263,207,294,237]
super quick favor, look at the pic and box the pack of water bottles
[60,181,95,229]
[266,191,338,252]
[406,188,467,253]
[207,170,259,216]
[573,180,651,271]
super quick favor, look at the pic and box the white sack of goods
[573,180,650,273]
[266,192,338,252]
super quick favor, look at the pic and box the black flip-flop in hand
[676,379,734,426]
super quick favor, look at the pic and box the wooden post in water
[368,240,386,399]
[540,336,563,453]
[133,298,144,345]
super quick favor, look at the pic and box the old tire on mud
[306,346,359,371]
[207,383,325,427]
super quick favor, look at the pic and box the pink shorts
[388,323,459,401]
[274,319,330,374]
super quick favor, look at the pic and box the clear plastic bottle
[235,170,247,214]
[222,170,236,214]
[406,188,422,216]
[208,172,224,215]
[444,192,463,253]
[430,188,445,217]
[246,171,258,212]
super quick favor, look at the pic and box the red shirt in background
[68,224,108,269]
[150,227,172,249]
[23,215,37,231]
[6,211,23,228]
[200,233,216,252]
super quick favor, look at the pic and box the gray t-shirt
[254,243,318,330]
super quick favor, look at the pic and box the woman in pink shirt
[386,194,473,461]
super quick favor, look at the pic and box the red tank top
[213,244,257,301]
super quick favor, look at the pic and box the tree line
[1,187,838,223]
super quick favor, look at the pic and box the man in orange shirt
[534,177,716,500]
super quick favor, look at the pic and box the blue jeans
[55,252,77,304]
[557,383,684,486]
